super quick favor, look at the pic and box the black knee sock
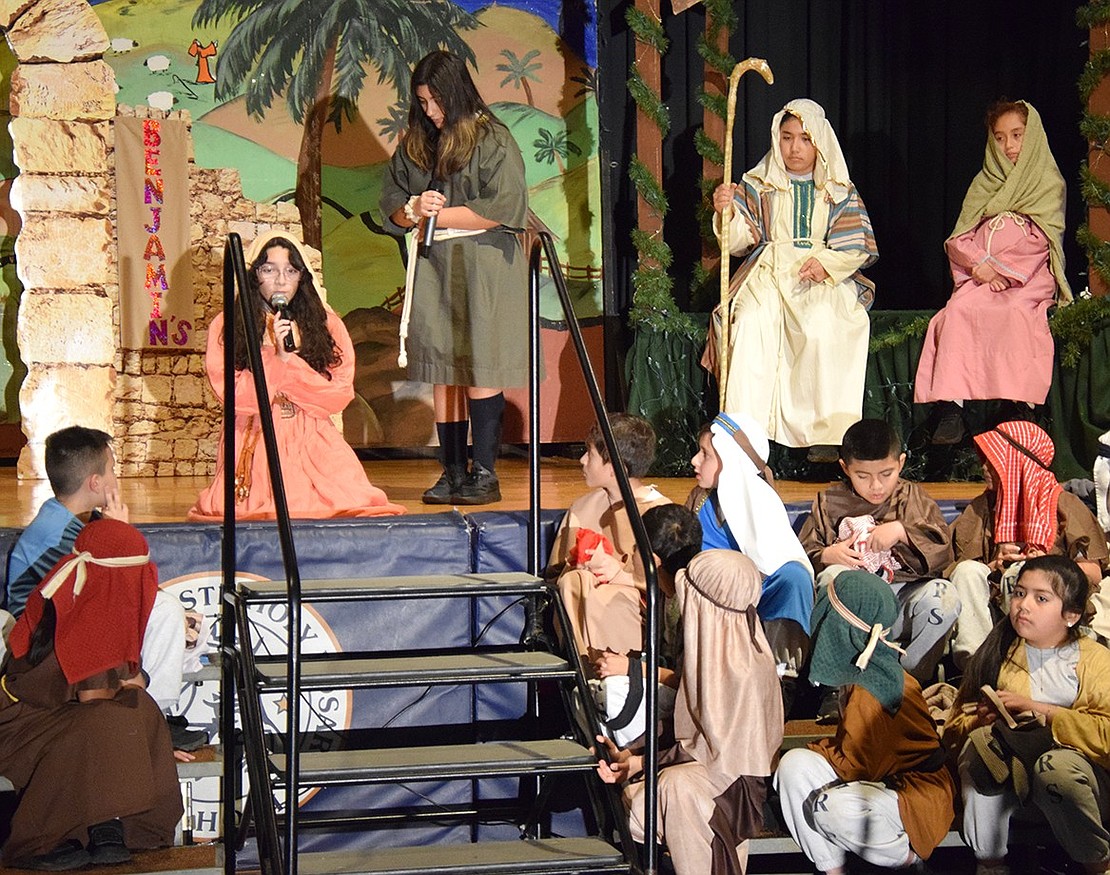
[468,393,505,472]
[436,420,469,470]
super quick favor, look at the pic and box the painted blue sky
[88,0,598,68]
[454,0,597,67]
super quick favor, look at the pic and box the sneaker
[453,463,501,505]
[421,466,466,505]
[167,714,209,752]
[18,840,91,871]
[87,819,131,866]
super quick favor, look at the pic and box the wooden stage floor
[0,456,982,528]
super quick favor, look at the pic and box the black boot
[423,421,468,505]
[931,401,966,445]
[456,394,504,505]
[86,818,131,865]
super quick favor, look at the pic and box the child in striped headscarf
[949,421,1108,668]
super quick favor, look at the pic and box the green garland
[628,154,668,215]
[694,128,723,167]
[1077,223,1110,287]
[1077,1,1110,29]
[1049,294,1110,366]
[697,90,728,121]
[868,316,932,353]
[625,4,688,334]
[626,5,668,54]
[1078,6,1110,298]
[1081,163,1110,211]
[1081,111,1110,147]
[1079,49,1110,104]
[628,65,671,137]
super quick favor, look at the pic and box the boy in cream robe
[708,98,878,450]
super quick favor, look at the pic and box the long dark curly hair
[231,237,340,379]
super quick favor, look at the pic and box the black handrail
[220,234,304,875]
[528,232,660,875]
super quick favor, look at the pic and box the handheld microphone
[270,294,296,352]
[420,179,446,257]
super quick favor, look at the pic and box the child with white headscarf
[707,98,878,450]
[687,413,814,685]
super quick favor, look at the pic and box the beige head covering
[745,98,854,204]
[950,101,1070,302]
[243,231,327,302]
[673,550,784,778]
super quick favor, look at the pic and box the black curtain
[597,0,1088,319]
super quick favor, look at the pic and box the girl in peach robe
[189,233,404,521]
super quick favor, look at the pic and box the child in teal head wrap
[775,570,955,873]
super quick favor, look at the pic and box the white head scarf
[744,98,854,205]
[711,412,813,576]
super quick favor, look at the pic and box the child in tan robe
[547,414,671,671]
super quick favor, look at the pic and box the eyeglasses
[257,264,303,281]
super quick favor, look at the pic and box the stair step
[296,837,627,874]
[272,739,594,785]
[68,844,220,875]
[176,745,222,780]
[254,650,574,690]
[238,571,545,603]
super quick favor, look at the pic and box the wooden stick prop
[718,57,773,412]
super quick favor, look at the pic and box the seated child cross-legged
[944,555,1110,875]
[547,413,671,673]
[949,420,1108,668]
[799,418,957,684]
[686,413,814,695]
[596,548,783,875]
[775,571,956,875]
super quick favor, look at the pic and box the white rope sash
[826,578,905,670]
[39,551,150,600]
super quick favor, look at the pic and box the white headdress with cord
[711,412,813,577]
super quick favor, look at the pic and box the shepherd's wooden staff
[718,57,773,412]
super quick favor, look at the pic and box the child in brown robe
[0,519,181,869]
[799,419,956,684]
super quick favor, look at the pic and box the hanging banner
[115,115,195,349]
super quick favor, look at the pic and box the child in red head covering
[0,519,181,869]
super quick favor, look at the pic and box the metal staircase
[216,232,659,875]
[231,571,631,875]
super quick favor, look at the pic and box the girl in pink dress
[189,233,405,521]
[914,100,1070,440]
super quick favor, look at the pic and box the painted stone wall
[112,105,303,477]
[7,0,302,477]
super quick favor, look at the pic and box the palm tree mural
[496,48,541,107]
[376,104,408,144]
[533,128,581,174]
[569,66,597,99]
[191,0,479,248]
